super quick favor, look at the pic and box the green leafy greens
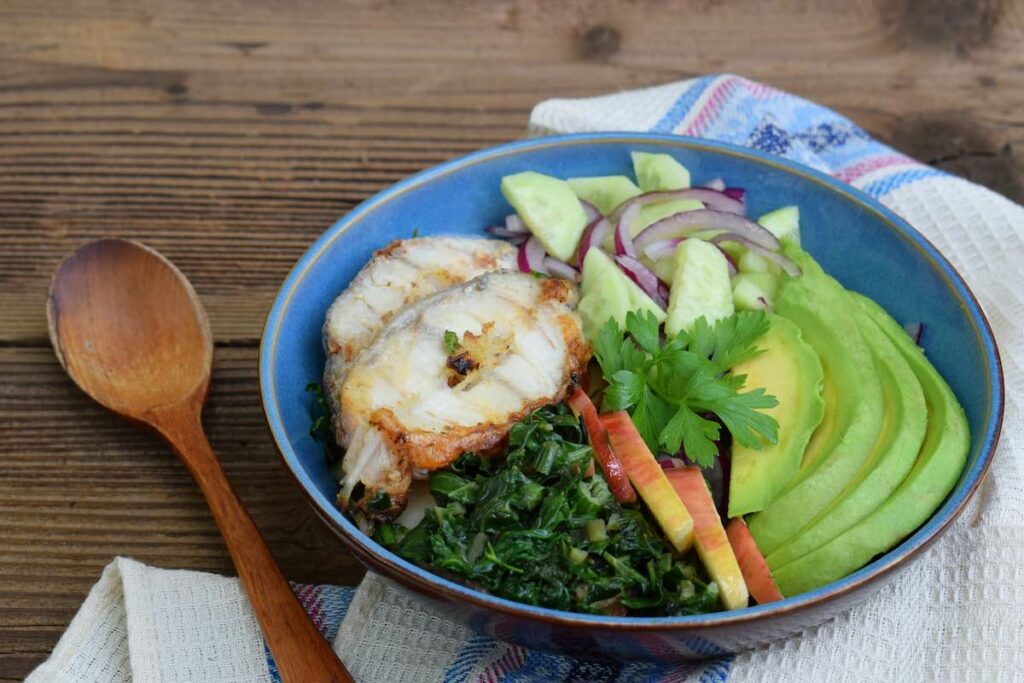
[305,382,341,464]
[384,405,720,616]
[593,310,779,467]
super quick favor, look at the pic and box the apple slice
[600,411,694,553]
[725,517,783,605]
[665,467,749,610]
[567,389,636,503]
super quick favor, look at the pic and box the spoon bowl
[48,238,352,683]
[48,239,212,415]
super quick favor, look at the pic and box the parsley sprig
[593,310,779,467]
[443,329,461,354]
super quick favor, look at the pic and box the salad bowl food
[260,133,1002,659]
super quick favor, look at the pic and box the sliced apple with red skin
[600,411,694,553]
[665,467,749,610]
[725,517,783,605]
[567,388,636,503]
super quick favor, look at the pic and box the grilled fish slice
[338,271,591,519]
[322,237,516,447]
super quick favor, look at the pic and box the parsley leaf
[443,330,461,354]
[694,387,779,450]
[603,370,646,411]
[630,387,675,454]
[706,311,772,370]
[625,310,662,355]
[591,312,779,467]
[593,317,646,376]
[659,406,720,464]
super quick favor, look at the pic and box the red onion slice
[506,214,528,233]
[903,322,924,345]
[487,225,530,243]
[704,178,726,191]
[544,256,581,282]
[614,254,668,309]
[518,235,549,275]
[634,209,780,255]
[709,233,800,277]
[723,187,746,203]
[614,202,640,257]
[580,199,602,222]
[643,238,683,262]
[577,216,612,268]
[658,457,688,470]
[609,189,744,223]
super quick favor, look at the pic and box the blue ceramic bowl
[260,133,1003,659]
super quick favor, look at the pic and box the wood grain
[2,0,1023,678]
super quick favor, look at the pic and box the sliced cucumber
[647,254,675,284]
[738,250,779,275]
[666,239,734,336]
[758,205,800,246]
[632,152,691,191]
[567,176,641,215]
[579,248,666,339]
[501,171,588,261]
[716,240,746,264]
[733,272,780,311]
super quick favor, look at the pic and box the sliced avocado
[733,272,780,311]
[631,151,691,191]
[665,239,734,337]
[770,293,969,595]
[728,315,825,517]
[745,246,884,556]
[578,248,665,339]
[758,206,800,246]
[765,304,926,570]
[567,176,642,215]
[501,171,588,261]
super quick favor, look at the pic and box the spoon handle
[154,408,353,683]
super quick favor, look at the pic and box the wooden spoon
[47,238,353,683]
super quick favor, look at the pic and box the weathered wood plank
[0,1,1022,345]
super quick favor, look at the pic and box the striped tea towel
[28,75,1024,682]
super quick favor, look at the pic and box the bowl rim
[259,132,1004,630]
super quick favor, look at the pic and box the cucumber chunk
[567,176,642,215]
[666,239,734,336]
[631,152,691,192]
[579,248,666,339]
[758,206,800,246]
[733,272,780,311]
[738,250,779,275]
[501,171,588,261]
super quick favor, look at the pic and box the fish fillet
[337,271,591,519]
[322,236,516,447]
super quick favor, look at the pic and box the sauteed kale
[376,405,719,616]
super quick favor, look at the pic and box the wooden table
[1,1,1022,678]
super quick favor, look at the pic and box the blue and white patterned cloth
[29,76,1024,683]
[531,74,944,201]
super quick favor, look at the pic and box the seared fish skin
[338,272,591,519]
[322,237,516,448]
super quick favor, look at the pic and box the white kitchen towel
[28,75,1024,682]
